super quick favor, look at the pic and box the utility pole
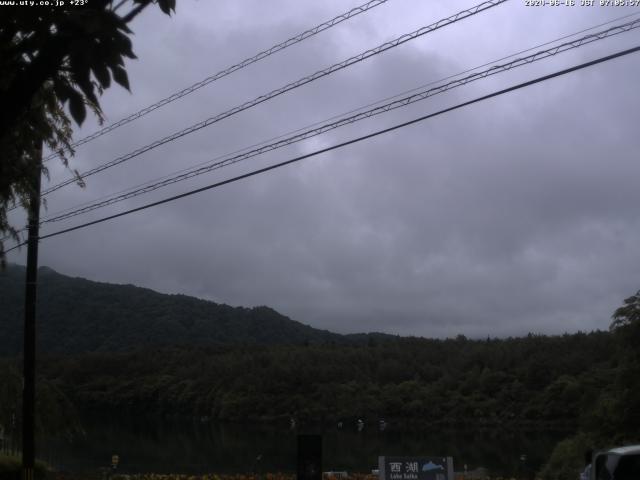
[22,143,42,480]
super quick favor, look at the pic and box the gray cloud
[8,0,640,338]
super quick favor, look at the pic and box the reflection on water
[40,416,569,477]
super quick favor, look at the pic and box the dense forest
[0,330,629,429]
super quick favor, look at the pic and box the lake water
[39,416,570,477]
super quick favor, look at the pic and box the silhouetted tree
[0,0,176,265]
[610,290,640,329]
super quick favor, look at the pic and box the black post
[22,145,42,480]
[297,434,322,480]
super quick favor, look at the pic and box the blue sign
[378,456,453,480]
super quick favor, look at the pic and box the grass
[0,453,50,480]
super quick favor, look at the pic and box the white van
[592,445,640,480]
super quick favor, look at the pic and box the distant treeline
[1,321,639,480]
[22,329,631,432]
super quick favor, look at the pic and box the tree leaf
[92,62,111,89]
[67,89,86,126]
[73,169,86,188]
[53,80,73,103]
[113,31,135,59]
[71,69,99,107]
[111,65,130,91]
[157,0,176,14]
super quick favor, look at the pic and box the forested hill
[0,264,391,355]
[36,331,620,429]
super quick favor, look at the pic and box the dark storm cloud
[8,0,640,337]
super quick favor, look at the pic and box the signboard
[378,456,453,480]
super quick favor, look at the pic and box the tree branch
[121,2,149,24]
[112,0,129,12]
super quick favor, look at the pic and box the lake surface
[39,416,570,477]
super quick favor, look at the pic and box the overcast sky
[7,0,640,338]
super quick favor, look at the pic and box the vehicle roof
[602,445,640,456]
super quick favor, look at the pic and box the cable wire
[40,0,507,197]
[31,9,640,224]
[42,0,393,164]
[39,10,640,222]
[38,18,640,225]
[6,44,639,254]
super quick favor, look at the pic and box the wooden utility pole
[22,144,42,480]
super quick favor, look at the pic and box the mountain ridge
[0,263,394,355]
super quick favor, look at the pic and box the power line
[39,0,507,197]
[30,9,640,225]
[38,10,640,223]
[38,18,640,225]
[42,0,393,164]
[6,44,639,254]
